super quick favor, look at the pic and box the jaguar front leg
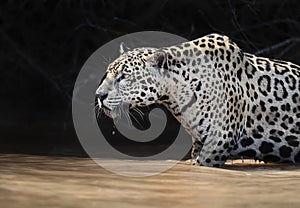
[191,138,203,165]
[194,132,237,167]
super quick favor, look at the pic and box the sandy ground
[0,154,300,208]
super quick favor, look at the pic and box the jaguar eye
[117,74,129,82]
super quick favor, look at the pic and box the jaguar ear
[120,42,130,54]
[148,51,167,68]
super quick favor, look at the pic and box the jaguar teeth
[97,98,102,108]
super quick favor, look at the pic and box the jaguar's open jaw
[96,96,132,119]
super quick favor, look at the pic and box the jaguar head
[96,44,168,118]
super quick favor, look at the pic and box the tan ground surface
[0,154,300,208]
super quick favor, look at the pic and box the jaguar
[96,33,300,167]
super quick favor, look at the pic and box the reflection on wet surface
[1,154,300,208]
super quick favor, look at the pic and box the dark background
[1,0,300,157]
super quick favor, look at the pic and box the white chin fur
[110,111,118,119]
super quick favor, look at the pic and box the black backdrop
[1,0,300,156]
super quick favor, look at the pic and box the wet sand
[0,154,300,208]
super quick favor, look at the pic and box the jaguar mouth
[96,104,118,119]
[96,96,124,119]
[96,95,122,110]
[105,97,123,109]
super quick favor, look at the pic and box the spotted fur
[96,33,300,167]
